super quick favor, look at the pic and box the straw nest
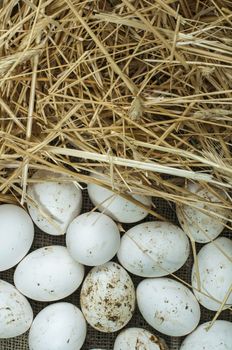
[1,0,232,231]
[0,0,232,319]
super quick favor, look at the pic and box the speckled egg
[87,172,152,223]
[180,320,232,350]
[80,262,135,332]
[137,278,201,337]
[66,211,120,266]
[0,204,34,271]
[27,170,82,235]
[192,237,232,311]
[0,280,33,338]
[14,246,84,302]
[29,302,86,350]
[117,221,189,277]
[113,327,168,350]
[176,182,229,243]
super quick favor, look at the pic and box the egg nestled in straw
[180,320,232,350]
[117,221,189,277]
[87,171,152,223]
[66,211,121,266]
[0,204,34,271]
[176,182,229,243]
[137,277,201,337]
[27,170,82,235]
[29,302,86,350]
[0,280,33,338]
[113,327,168,350]
[80,262,135,332]
[14,245,84,302]
[192,237,232,311]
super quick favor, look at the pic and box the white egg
[137,278,200,337]
[29,302,86,350]
[87,172,152,223]
[14,245,84,302]
[117,221,189,277]
[27,170,82,235]
[192,237,232,311]
[0,280,33,338]
[113,327,168,350]
[66,211,120,266]
[180,320,232,350]
[80,262,135,332]
[176,182,229,243]
[0,204,34,271]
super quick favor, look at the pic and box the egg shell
[66,211,120,266]
[137,278,200,337]
[29,302,86,350]
[117,221,189,277]
[180,320,232,350]
[113,327,168,350]
[14,245,84,302]
[27,170,82,235]
[87,172,152,223]
[176,182,229,243]
[0,280,33,338]
[0,204,34,271]
[192,237,232,311]
[80,262,135,332]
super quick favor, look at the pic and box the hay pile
[0,0,232,211]
[1,0,232,201]
[0,0,232,330]
[1,0,232,204]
